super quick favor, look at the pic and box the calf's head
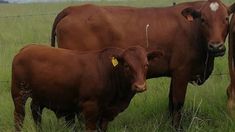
[112,46,162,92]
[182,0,235,57]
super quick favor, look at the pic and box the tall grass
[0,0,235,131]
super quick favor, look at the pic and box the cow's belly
[147,58,171,78]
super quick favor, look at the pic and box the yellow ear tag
[112,57,119,67]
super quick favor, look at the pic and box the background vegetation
[0,0,235,131]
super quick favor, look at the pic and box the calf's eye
[124,63,130,70]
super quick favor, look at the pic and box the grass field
[1,0,235,131]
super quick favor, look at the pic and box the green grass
[0,0,235,131]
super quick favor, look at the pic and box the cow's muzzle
[132,83,146,93]
[208,42,226,57]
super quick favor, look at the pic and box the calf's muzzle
[132,83,146,92]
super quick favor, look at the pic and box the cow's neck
[190,24,215,85]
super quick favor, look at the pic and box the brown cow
[228,13,235,117]
[11,45,162,131]
[50,0,235,128]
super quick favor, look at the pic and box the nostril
[208,44,215,49]
[217,45,222,50]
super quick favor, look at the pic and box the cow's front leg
[169,69,189,130]
[97,118,109,132]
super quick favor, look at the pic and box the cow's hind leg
[168,70,189,130]
[12,82,30,131]
[30,100,43,128]
[65,113,76,130]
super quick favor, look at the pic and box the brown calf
[11,45,162,131]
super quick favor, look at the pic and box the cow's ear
[228,3,235,14]
[181,7,201,22]
[147,50,163,61]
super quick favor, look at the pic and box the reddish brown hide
[51,0,235,128]
[228,12,235,117]
[11,45,162,131]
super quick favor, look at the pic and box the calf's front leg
[82,101,100,131]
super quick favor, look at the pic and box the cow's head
[182,0,235,57]
[112,46,162,92]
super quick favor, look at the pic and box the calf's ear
[229,3,235,14]
[147,50,163,61]
[181,7,201,22]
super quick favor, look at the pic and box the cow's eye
[200,18,209,26]
[200,18,205,23]
[226,16,229,21]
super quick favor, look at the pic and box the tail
[51,8,69,47]
[229,15,235,83]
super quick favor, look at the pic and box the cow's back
[55,3,200,51]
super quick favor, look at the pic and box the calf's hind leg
[65,113,76,130]
[30,100,43,127]
[12,83,30,131]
